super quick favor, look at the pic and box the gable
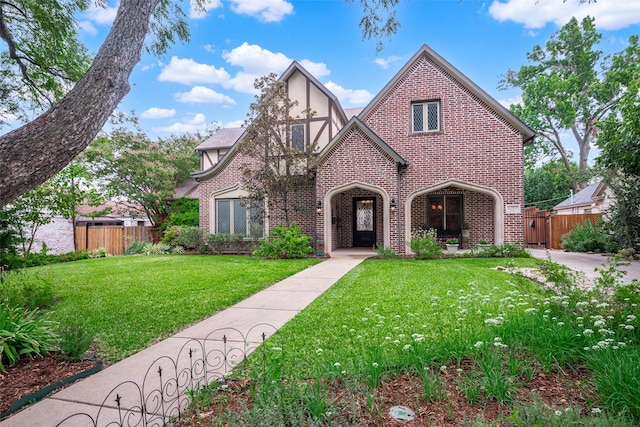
[360,45,534,144]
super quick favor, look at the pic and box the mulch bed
[0,354,100,415]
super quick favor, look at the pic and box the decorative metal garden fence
[54,323,277,427]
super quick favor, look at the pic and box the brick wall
[360,52,524,247]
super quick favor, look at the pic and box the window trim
[412,100,441,133]
[216,198,263,237]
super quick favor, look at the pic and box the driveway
[528,249,640,285]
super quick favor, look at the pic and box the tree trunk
[0,0,161,207]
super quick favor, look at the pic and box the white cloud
[489,0,640,30]
[77,20,97,36]
[299,60,330,77]
[158,56,231,85]
[374,55,402,69]
[228,0,293,23]
[324,81,373,106]
[190,0,222,19]
[155,113,209,134]
[223,42,291,74]
[220,43,330,93]
[225,120,245,128]
[84,2,119,26]
[140,108,176,119]
[175,86,237,104]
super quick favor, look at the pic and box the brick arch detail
[323,181,391,256]
[404,179,504,253]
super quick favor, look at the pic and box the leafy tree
[501,16,639,191]
[525,160,577,210]
[0,0,206,208]
[596,70,640,251]
[159,197,200,233]
[238,73,318,227]
[0,0,407,208]
[84,116,201,228]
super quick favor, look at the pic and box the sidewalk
[1,249,373,427]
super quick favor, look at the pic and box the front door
[353,197,376,247]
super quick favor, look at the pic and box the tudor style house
[193,45,535,255]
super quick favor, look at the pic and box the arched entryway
[404,179,504,253]
[322,182,391,256]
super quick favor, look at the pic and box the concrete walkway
[1,249,373,427]
[528,248,640,284]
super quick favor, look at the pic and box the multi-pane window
[216,199,263,237]
[291,124,305,151]
[412,101,440,132]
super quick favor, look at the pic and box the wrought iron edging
[53,323,277,427]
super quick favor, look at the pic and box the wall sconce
[316,200,322,215]
[390,198,397,213]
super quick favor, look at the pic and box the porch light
[317,200,322,215]
[390,198,397,213]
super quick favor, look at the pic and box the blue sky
[75,0,639,149]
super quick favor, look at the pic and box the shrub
[58,319,94,361]
[0,268,55,310]
[125,241,147,255]
[407,228,442,260]
[205,233,254,254]
[253,223,313,259]
[142,242,171,255]
[0,303,59,371]
[375,245,399,259]
[89,247,109,258]
[561,219,613,253]
[162,226,208,253]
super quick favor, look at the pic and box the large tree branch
[0,0,161,207]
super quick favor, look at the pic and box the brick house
[193,45,535,255]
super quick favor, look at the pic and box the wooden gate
[524,207,549,248]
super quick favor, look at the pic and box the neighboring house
[553,181,612,215]
[75,201,153,226]
[193,45,535,255]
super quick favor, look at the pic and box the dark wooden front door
[353,197,376,247]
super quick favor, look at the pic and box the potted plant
[477,239,491,250]
[446,238,459,254]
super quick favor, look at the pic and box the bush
[561,219,613,253]
[162,226,208,253]
[0,303,59,371]
[57,319,94,361]
[205,233,247,254]
[408,228,443,260]
[125,241,147,255]
[89,247,109,258]
[253,223,313,259]
[142,242,171,255]
[375,245,399,259]
[0,268,55,310]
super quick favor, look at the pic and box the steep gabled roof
[359,44,535,144]
[280,61,349,125]
[318,117,408,167]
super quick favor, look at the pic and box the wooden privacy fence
[75,226,159,255]
[524,207,602,250]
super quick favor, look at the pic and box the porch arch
[323,181,391,256]
[404,179,504,253]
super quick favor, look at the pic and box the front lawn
[180,257,640,426]
[41,255,319,361]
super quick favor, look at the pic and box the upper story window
[412,101,440,132]
[291,124,305,151]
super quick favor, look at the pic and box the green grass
[260,258,544,377]
[225,257,640,425]
[40,255,319,361]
